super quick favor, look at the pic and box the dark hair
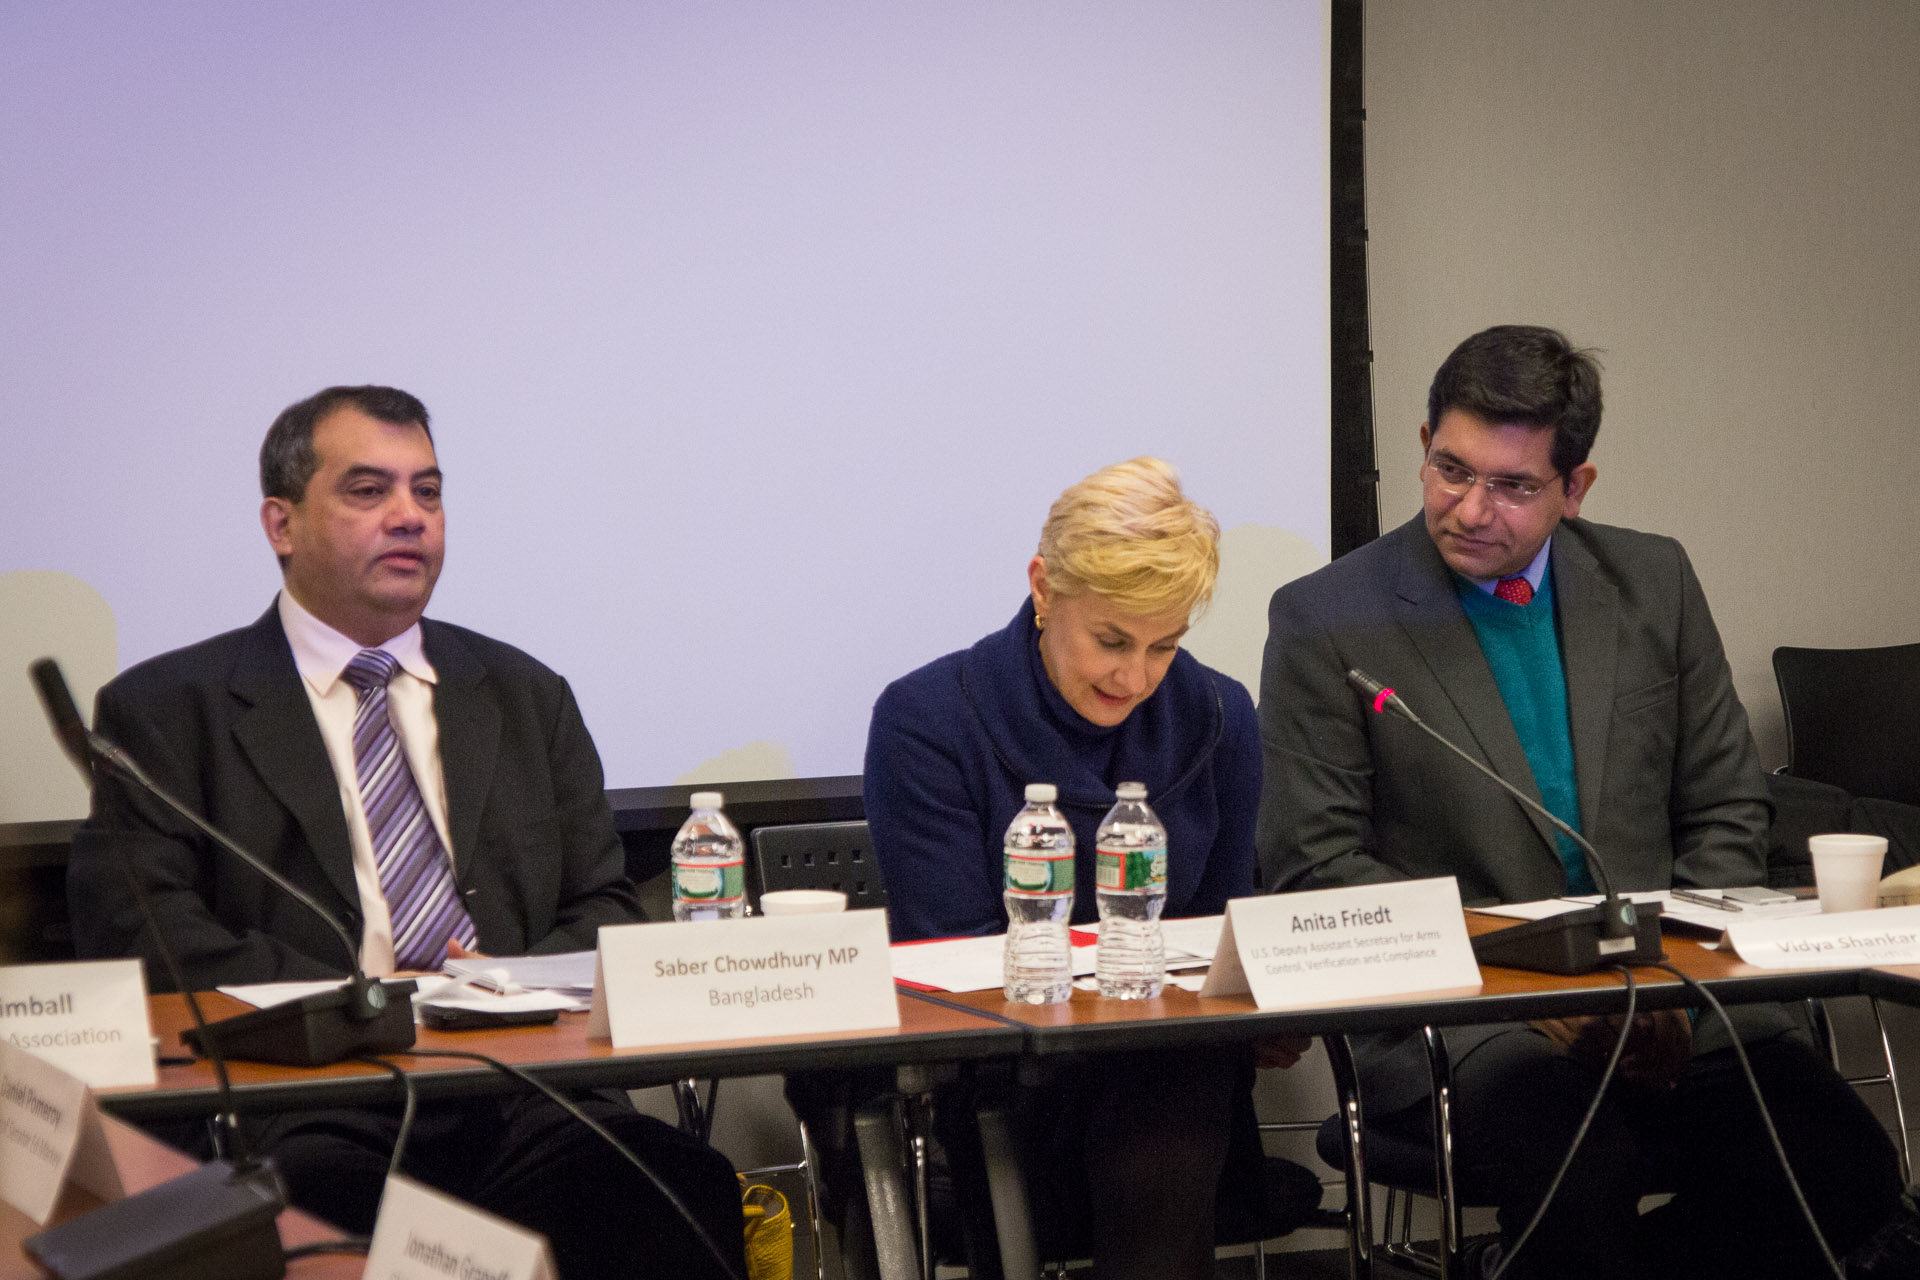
[1426,325,1603,477]
[259,385,432,502]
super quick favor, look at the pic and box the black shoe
[1848,1191,1920,1279]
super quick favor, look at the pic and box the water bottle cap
[1024,783,1057,803]
[689,790,724,810]
[1116,781,1147,800]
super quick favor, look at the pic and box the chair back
[1773,643,1920,806]
[750,821,886,910]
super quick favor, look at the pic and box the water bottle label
[1096,844,1167,891]
[673,861,746,903]
[1005,851,1074,895]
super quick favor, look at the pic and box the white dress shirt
[277,590,454,976]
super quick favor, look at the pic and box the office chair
[751,820,889,909]
[1773,642,1920,807]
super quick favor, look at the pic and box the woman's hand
[1254,1035,1314,1069]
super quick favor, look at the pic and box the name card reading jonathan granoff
[588,910,899,1049]
[1202,877,1482,1008]
[0,1040,124,1225]
[365,1175,554,1280]
[0,959,155,1089]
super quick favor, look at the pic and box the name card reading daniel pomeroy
[0,960,154,1088]
[588,910,899,1048]
[1202,877,1482,1007]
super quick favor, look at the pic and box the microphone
[30,657,417,1066]
[1345,668,1663,975]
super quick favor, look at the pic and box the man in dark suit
[1258,327,1910,1279]
[68,385,746,1280]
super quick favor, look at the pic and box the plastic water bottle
[1095,782,1167,998]
[671,791,747,921]
[1003,783,1075,1004]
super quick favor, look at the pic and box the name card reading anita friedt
[1202,877,1481,1007]
[588,910,899,1049]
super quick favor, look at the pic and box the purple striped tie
[341,649,476,971]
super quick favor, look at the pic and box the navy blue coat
[864,599,1260,941]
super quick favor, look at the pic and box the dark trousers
[936,1047,1247,1280]
[1377,1027,1901,1280]
[204,1093,746,1280]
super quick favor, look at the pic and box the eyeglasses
[1422,457,1559,509]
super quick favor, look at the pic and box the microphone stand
[31,658,417,1066]
[1346,668,1664,975]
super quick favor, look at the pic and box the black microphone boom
[1345,667,1664,975]
[30,658,416,1066]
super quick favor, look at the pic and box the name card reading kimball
[365,1175,554,1280]
[1202,878,1482,1007]
[588,910,899,1048]
[0,1040,124,1225]
[0,960,154,1088]
[1727,904,1920,969]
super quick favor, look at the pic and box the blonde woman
[864,458,1310,1280]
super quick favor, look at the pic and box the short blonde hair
[1037,457,1220,616]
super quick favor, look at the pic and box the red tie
[1494,576,1533,606]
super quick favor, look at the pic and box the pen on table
[1671,888,1743,913]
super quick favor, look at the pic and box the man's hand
[1533,1010,1691,1088]
[446,939,489,961]
[1255,1035,1314,1069]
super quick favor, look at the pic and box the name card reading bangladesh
[1726,904,1920,969]
[0,960,154,1088]
[1202,877,1481,1007]
[588,910,899,1048]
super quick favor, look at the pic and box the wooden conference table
[61,921,1907,1280]
[0,1114,362,1280]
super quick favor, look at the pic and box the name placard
[365,1175,554,1280]
[1728,904,1920,969]
[588,910,899,1048]
[1202,878,1482,1007]
[0,1041,124,1225]
[0,960,154,1089]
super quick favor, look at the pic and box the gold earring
[1035,614,1047,631]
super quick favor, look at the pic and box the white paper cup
[1809,833,1888,914]
[758,889,848,916]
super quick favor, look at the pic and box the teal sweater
[1456,572,1594,895]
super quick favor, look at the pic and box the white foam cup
[758,889,848,916]
[1809,833,1888,914]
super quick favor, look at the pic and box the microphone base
[1471,905,1665,975]
[184,979,418,1067]
[24,1159,286,1280]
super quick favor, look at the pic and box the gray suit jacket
[69,606,642,991]
[1257,515,1775,1111]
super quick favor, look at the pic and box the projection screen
[0,1,1331,823]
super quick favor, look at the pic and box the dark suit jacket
[1257,515,1774,1111]
[68,606,642,991]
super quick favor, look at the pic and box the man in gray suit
[1259,327,1906,1279]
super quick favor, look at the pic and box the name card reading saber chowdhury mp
[0,960,155,1088]
[588,909,899,1049]
[1201,877,1482,1007]
[1727,903,1920,969]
